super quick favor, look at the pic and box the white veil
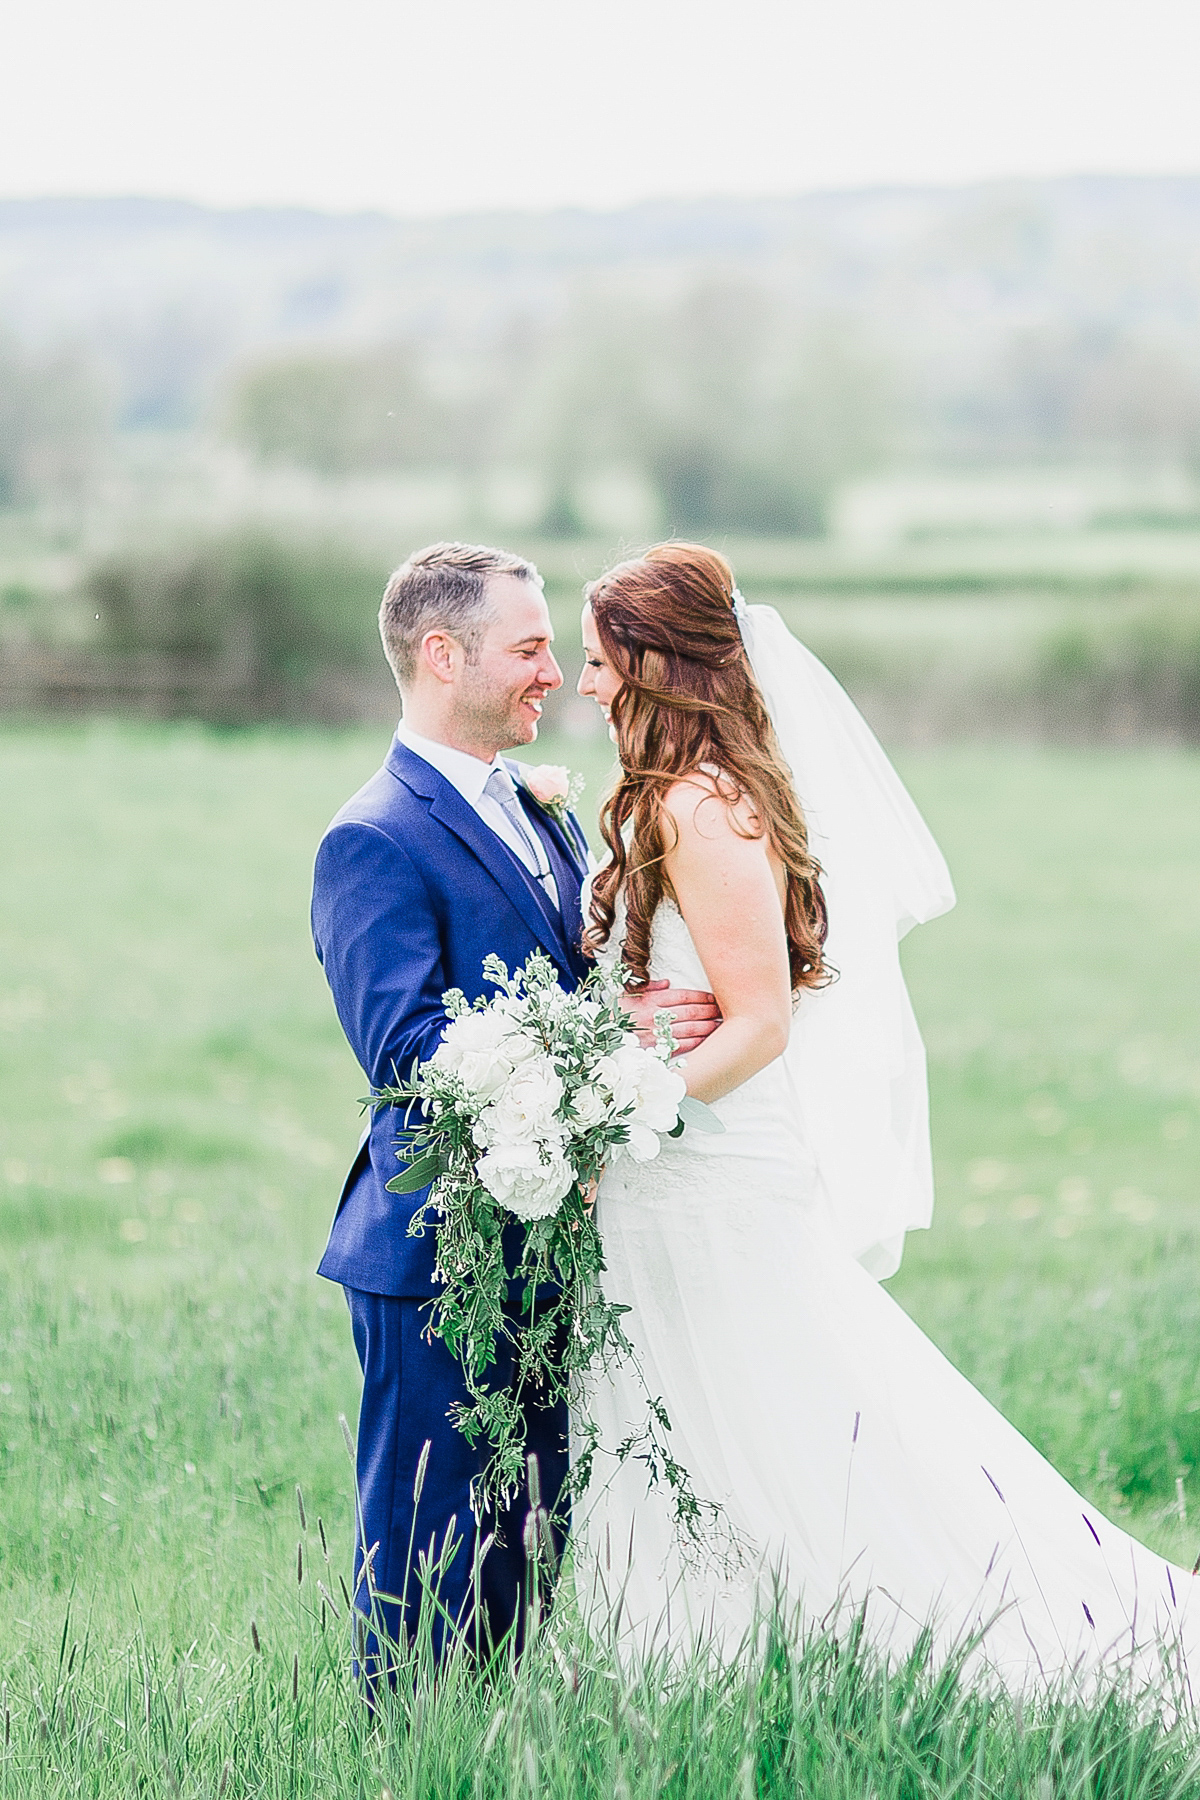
[735,599,956,1278]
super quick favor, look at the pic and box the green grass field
[2,721,1200,1795]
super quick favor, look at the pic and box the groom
[311,541,719,1664]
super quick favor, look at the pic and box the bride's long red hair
[583,542,829,993]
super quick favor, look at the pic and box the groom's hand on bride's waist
[621,980,722,1054]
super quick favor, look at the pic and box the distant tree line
[85,534,391,720]
[226,282,893,537]
[56,533,1200,741]
[225,281,1200,537]
[7,272,1200,530]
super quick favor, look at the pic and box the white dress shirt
[396,721,560,910]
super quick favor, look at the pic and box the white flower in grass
[476,1141,574,1220]
[476,1056,564,1145]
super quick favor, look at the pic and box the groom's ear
[419,629,464,685]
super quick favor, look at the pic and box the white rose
[569,1083,609,1130]
[593,1049,638,1113]
[477,1056,564,1144]
[476,1141,574,1220]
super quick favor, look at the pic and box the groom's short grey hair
[379,541,542,688]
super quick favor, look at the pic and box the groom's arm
[312,821,450,1090]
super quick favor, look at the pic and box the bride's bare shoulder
[661,766,761,845]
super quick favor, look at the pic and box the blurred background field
[3,175,1200,1787]
[5,181,1200,743]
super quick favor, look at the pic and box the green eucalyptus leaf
[386,1150,449,1194]
[676,1094,725,1134]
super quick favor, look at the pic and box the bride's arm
[658,778,793,1104]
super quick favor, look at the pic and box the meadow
[2,719,1200,1795]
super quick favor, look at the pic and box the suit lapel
[516,792,589,978]
[508,774,589,881]
[388,738,575,975]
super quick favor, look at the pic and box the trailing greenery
[378,951,717,1532]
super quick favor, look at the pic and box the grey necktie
[483,767,559,909]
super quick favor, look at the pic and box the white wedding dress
[575,891,1200,1693]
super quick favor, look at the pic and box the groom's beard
[456,665,547,752]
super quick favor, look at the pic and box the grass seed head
[414,1437,431,1504]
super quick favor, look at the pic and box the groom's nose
[537,647,564,690]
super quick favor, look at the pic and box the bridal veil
[733,599,956,1278]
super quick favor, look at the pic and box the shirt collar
[395,720,501,808]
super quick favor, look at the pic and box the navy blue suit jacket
[313,733,592,1297]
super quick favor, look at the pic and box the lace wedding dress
[575,891,1200,1691]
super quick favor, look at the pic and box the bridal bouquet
[374,950,719,1530]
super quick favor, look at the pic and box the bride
[571,540,1197,1690]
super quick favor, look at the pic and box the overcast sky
[4,0,1200,217]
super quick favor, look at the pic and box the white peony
[595,1042,687,1133]
[476,1140,575,1220]
[432,1003,541,1101]
[475,1056,565,1145]
[433,1020,508,1099]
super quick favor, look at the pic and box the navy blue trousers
[344,1287,569,1668]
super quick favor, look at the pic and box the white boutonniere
[517,763,585,830]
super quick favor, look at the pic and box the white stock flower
[476,1140,574,1220]
[493,994,532,1027]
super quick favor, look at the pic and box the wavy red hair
[583,542,828,993]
